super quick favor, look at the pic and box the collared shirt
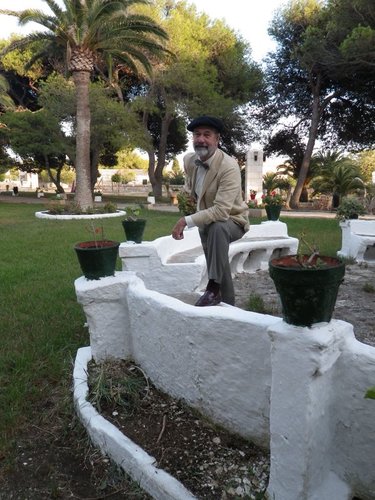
[185,150,218,227]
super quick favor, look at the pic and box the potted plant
[247,198,266,218]
[269,234,345,327]
[147,191,156,205]
[336,196,366,221]
[250,189,257,200]
[94,190,102,202]
[74,223,120,280]
[261,191,284,221]
[121,206,146,243]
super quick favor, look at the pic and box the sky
[0,0,285,62]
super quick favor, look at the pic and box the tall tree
[127,0,263,197]
[39,74,145,191]
[0,0,169,209]
[0,108,70,192]
[263,0,375,208]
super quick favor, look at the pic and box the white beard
[194,146,209,158]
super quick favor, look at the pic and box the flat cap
[187,116,224,133]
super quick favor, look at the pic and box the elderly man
[172,116,249,306]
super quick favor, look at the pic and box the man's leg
[199,220,244,305]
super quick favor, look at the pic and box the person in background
[172,116,249,306]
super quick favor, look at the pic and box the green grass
[0,203,342,450]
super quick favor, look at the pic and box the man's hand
[172,217,187,240]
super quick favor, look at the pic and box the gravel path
[233,262,375,347]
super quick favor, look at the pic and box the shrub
[177,192,197,215]
[336,197,366,221]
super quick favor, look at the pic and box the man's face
[192,126,220,160]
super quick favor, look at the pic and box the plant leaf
[365,386,375,400]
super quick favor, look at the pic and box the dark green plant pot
[269,254,345,327]
[265,205,282,221]
[122,219,146,243]
[74,240,120,280]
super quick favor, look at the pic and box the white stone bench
[119,221,298,294]
[337,219,375,262]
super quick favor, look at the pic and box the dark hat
[187,116,224,133]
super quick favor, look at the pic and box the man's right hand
[172,218,187,240]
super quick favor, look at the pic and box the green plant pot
[265,205,282,221]
[74,240,120,280]
[122,219,146,244]
[269,254,345,327]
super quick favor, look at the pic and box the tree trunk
[90,147,100,193]
[72,71,93,210]
[44,154,64,193]
[148,150,159,195]
[289,90,320,209]
[154,113,173,199]
[290,75,338,209]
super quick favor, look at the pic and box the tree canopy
[0,0,169,209]
[261,0,375,207]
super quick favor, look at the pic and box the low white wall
[75,272,279,447]
[332,338,375,499]
[119,223,298,295]
[75,272,375,499]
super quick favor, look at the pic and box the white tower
[245,145,264,203]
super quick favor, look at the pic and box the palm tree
[0,0,169,209]
[310,150,365,207]
[0,75,14,112]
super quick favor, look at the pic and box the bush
[177,192,196,216]
[336,197,366,221]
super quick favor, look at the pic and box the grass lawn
[0,202,342,452]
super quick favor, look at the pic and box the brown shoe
[195,290,221,307]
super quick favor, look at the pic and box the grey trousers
[199,220,245,305]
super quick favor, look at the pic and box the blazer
[183,149,249,231]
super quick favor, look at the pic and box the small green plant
[261,191,284,206]
[336,196,366,221]
[65,201,83,214]
[246,293,267,314]
[362,282,375,293]
[365,386,375,400]
[247,200,259,209]
[124,206,141,221]
[88,360,148,415]
[47,202,66,215]
[101,202,117,214]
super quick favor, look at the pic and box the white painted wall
[119,224,299,294]
[75,271,375,499]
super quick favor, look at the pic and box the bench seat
[337,219,375,262]
[119,221,298,295]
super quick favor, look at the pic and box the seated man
[172,116,249,306]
